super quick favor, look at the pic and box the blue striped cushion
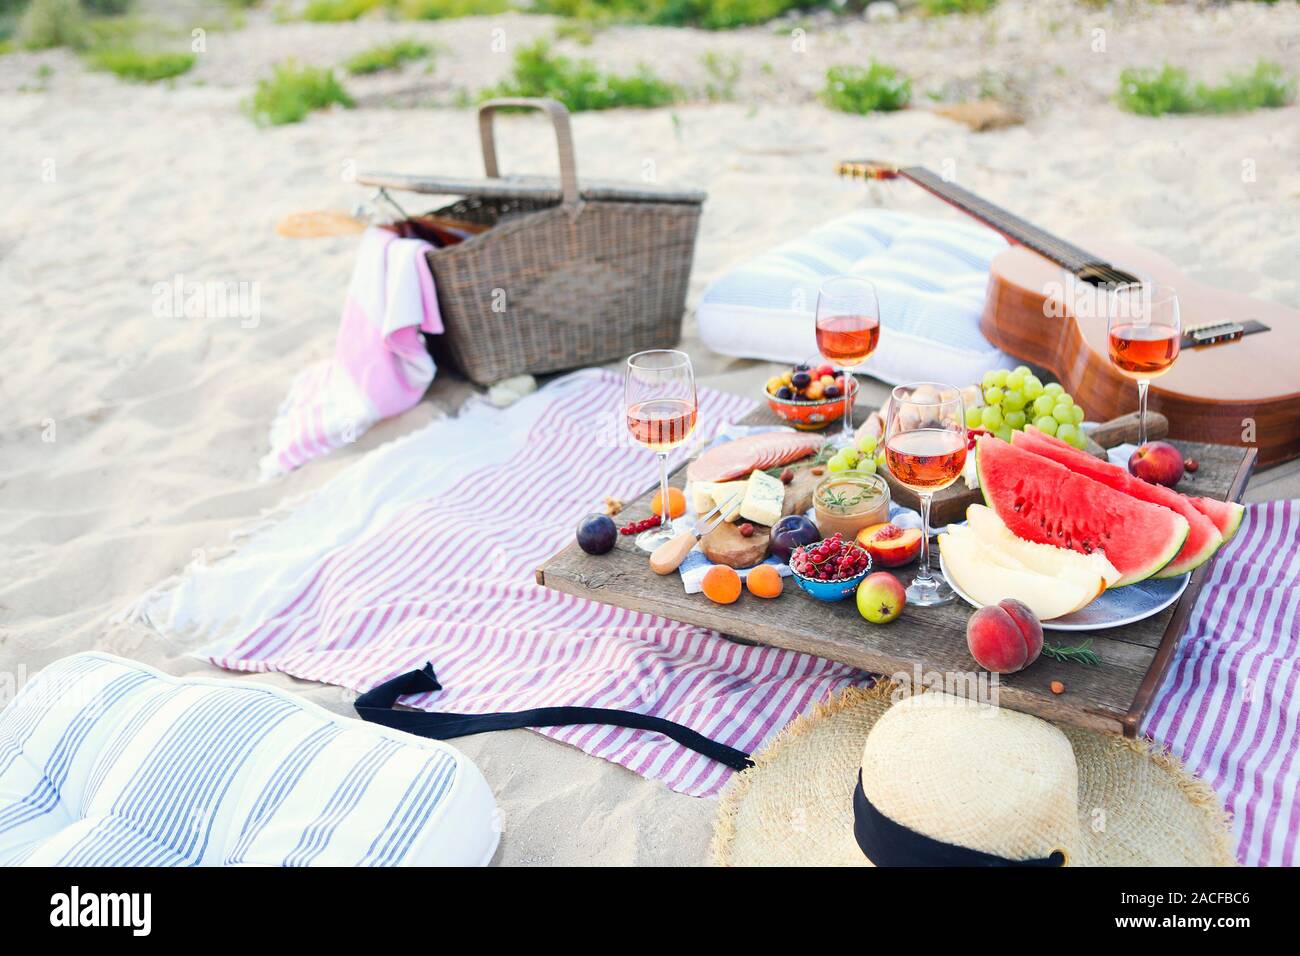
[698,209,1015,386]
[0,654,499,867]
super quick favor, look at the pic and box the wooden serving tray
[537,405,1255,736]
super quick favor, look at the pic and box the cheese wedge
[739,470,785,527]
[690,482,718,516]
[712,481,748,520]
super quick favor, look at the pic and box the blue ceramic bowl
[789,544,872,602]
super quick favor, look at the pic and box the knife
[649,493,744,576]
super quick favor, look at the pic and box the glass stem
[1137,379,1149,446]
[915,492,934,585]
[657,452,671,528]
[841,370,855,445]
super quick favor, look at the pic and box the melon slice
[945,524,1106,609]
[964,504,1120,588]
[976,437,1189,587]
[1190,496,1246,545]
[938,532,1096,620]
[1012,428,1221,578]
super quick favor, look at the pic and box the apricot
[702,565,742,604]
[651,487,686,520]
[966,598,1044,673]
[745,564,783,599]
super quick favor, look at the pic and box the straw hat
[713,684,1236,867]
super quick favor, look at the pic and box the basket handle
[478,98,580,208]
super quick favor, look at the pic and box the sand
[1,1,1298,865]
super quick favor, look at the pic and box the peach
[966,598,1044,673]
[857,523,923,568]
[1128,441,1184,488]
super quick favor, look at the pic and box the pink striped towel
[142,370,864,797]
[1144,498,1300,866]
[260,227,443,479]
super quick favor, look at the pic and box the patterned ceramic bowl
[765,375,857,431]
[788,543,872,602]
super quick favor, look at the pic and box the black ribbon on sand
[853,771,1066,867]
[354,663,755,772]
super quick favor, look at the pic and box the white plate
[938,554,1190,632]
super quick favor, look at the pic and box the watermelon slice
[1011,428,1221,578]
[976,437,1189,587]
[1190,496,1246,545]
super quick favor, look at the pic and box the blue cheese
[739,470,785,527]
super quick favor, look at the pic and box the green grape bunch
[967,366,1089,450]
[827,431,886,476]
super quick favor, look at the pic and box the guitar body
[983,238,1300,466]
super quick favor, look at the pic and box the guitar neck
[898,167,1108,277]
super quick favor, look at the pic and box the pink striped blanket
[1144,497,1300,867]
[136,369,1298,860]
[141,370,862,797]
[260,227,443,479]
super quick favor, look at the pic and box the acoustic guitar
[838,160,1300,467]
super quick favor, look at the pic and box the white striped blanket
[0,654,498,866]
[135,370,864,798]
[1145,498,1300,867]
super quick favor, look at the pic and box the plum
[576,514,617,555]
[770,514,819,564]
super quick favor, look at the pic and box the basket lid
[358,99,704,208]
[356,171,706,206]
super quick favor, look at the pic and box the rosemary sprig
[818,486,873,510]
[1041,640,1101,666]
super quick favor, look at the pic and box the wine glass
[1106,283,1180,446]
[815,276,880,448]
[625,350,698,553]
[884,383,967,607]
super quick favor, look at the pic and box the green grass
[530,0,832,30]
[479,39,679,111]
[300,0,506,18]
[248,60,355,125]
[395,0,509,18]
[1117,60,1295,116]
[553,17,597,44]
[79,0,133,12]
[700,50,740,101]
[822,61,911,114]
[16,0,86,49]
[300,0,385,21]
[918,0,996,14]
[87,46,194,81]
[343,38,430,74]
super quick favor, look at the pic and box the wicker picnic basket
[358,98,707,385]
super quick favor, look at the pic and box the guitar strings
[840,162,1139,288]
